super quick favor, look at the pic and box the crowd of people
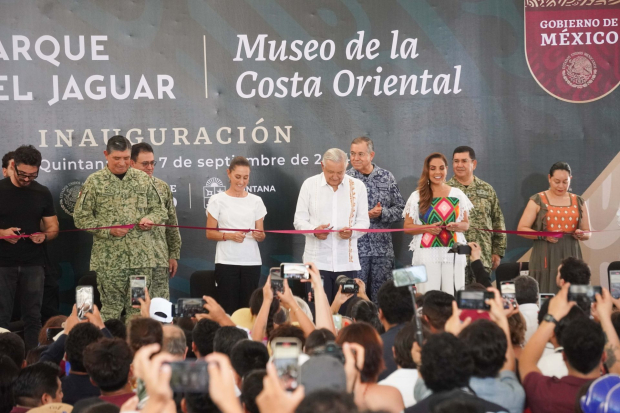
[0,256,619,413]
[0,135,606,413]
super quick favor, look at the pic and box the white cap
[150,298,173,323]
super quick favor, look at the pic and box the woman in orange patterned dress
[517,162,591,293]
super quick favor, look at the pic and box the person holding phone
[206,156,267,314]
[403,153,473,294]
[517,162,592,293]
[0,145,59,350]
[294,148,370,303]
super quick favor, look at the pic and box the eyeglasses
[139,161,157,168]
[350,152,369,159]
[14,166,38,180]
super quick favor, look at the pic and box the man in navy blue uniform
[346,137,405,301]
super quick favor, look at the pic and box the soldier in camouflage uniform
[347,137,406,301]
[130,142,182,300]
[447,146,506,284]
[73,136,167,321]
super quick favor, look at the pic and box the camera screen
[169,361,209,393]
[392,265,428,287]
[611,271,620,299]
[274,341,300,391]
[76,286,93,319]
[178,299,206,317]
[501,282,515,294]
[130,276,146,305]
[458,291,489,310]
[281,264,309,280]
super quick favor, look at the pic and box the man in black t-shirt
[0,145,58,350]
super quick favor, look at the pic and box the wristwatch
[543,314,558,324]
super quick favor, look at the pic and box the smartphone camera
[76,286,94,320]
[538,293,555,307]
[448,244,472,255]
[392,265,428,287]
[272,338,301,391]
[280,263,310,280]
[130,276,146,306]
[456,290,494,310]
[271,278,285,296]
[567,285,602,305]
[177,298,207,318]
[610,271,620,300]
[500,281,517,310]
[168,361,210,393]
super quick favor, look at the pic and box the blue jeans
[0,266,45,350]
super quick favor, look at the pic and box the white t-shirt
[379,368,418,408]
[206,192,267,266]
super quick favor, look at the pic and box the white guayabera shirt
[294,173,370,272]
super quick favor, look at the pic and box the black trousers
[215,264,261,315]
[0,266,45,350]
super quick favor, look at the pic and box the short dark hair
[13,362,60,406]
[514,275,539,305]
[192,319,221,357]
[350,299,383,333]
[184,391,219,413]
[84,338,133,392]
[422,291,455,331]
[230,340,269,378]
[0,332,25,368]
[13,145,42,168]
[453,146,476,161]
[351,136,374,153]
[104,319,126,340]
[0,355,19,412]
[459,320,507,378]
[420,333,474,393]
[304,329,336,354]
[127,317,163,353]
[508,313,526,346]
[106,135,131,154]
[550,161,571,177]
[72,398,121,413]
[393,322,419,369]
[213,327,248,358]
[559,257,591,285]
[377,281,414,325]
[228,156,250,172]
[464,283,488,292]
[562,317,605,374]
[295,389,357,413]
[336,322,384,383]
[25,346,48,366]
[268,324,306,349]
[554,306,588,346]
[240,369,266,413]
[130,142,154,161]
[65,323,104,372]
[2,151,14,169]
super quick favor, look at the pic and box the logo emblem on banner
[60,181,83,216]
[524,0,620,103]
[203,178,226,208]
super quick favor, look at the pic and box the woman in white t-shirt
[206,156,267,314]
[403,153,473,294]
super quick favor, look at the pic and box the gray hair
[162,325,187,357]
[514,275,539,305]
[322,148,348,165]
[351,136,374,153]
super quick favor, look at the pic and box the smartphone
[168,360,210,393]
[539,293,555,307]
[177,298,207,318]
[280,263,310,280]
[271,278,284,296]
[76,286,94,320]
[272,337,301,391]
[456,290,494,310]
[269,267,281,278]
[130,275,146,306]
[567,285,602,304]
[392,265,428,287]
[46,327,64,342]
[500,281,517,309]
[610,271,620,299]
[333,314,343,331]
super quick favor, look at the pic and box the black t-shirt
[0,177,55,266]
[406,389,508,413]
[62,373,101,405]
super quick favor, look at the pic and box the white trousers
[414,255,466,295]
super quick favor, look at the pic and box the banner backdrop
[1,1,619,313]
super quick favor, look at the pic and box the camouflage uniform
[73,167,167,321]
[347,164,405,301]
[447,176,507,284]
[150,176,182,301]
